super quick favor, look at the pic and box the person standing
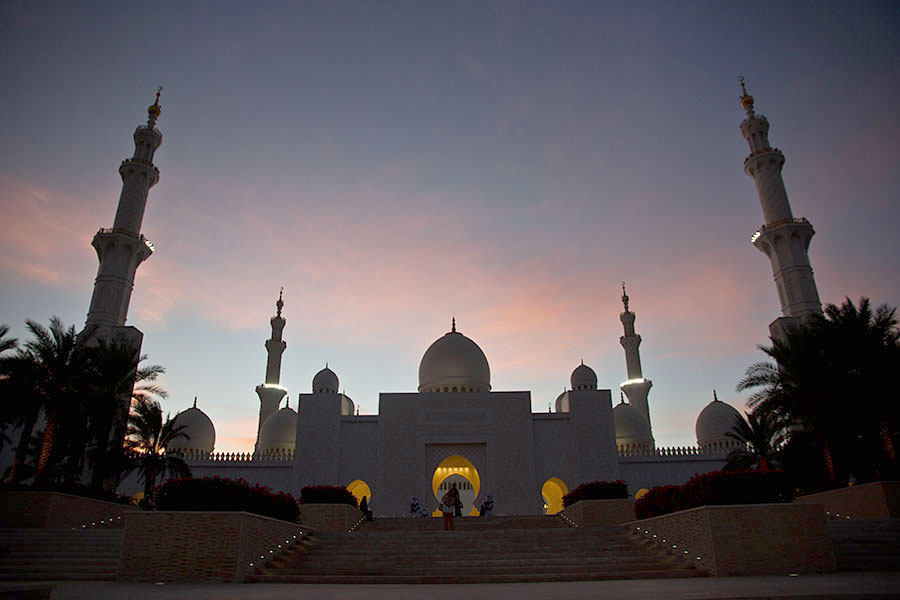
[450,482,462,517]
[440,490,455,530]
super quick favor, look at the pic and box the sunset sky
[2,1,898,453]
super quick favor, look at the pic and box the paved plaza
[1,573,898,600]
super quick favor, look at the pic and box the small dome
[554,390,569,413]
[313,366,339,394]
[418,321,491,393]
[696,394,743,447]
[168,403,215,454]
[570,362,597,391]
[613,400,652,447]
[258,405,297,453]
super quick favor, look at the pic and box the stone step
[252,570,702,584]
[827,518,900,573]
[0,528,124,582]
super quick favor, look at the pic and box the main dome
[168,402,215,454]
[418,322,491,393]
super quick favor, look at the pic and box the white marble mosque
[103,81,822,515]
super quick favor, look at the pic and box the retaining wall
[624,503,836,576]
[118,511,308,582]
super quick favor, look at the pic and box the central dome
[418,321,491,393]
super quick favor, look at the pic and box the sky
[1,1,898,454]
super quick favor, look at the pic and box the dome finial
[285,396,290,409]
[276,287,284,317]
[147,85,162,128]
[451,316,456,333]
[738,76,755,116]
[193,395,197,408]
[621,282,630,312]
[620,390,625,404]
[713,389,719,402]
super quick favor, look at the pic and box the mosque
[102,82,822,516]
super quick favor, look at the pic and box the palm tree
[724,410,788,471]
[17,318,88,486]
[0,325,17,355]
[125,399,191,506]
[0,325,20,451]
[81,337,167,491]
[737,297,900,485]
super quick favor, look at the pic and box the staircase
[828,518,900,572]
[250,515,702,584]
[0,528,124,581]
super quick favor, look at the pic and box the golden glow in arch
[347,479,371,504]
[541,477,568,515]
[431,454,481,517]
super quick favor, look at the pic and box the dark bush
[300,485,358,508]
[155,477,299,522]
[634,470,794,519]
[562,480,628,508]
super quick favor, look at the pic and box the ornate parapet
[618,441,740,459]
[174,448,294,465]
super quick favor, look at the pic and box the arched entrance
[541,477,568,515]
[431,455,481,516]
[347,479,371,505]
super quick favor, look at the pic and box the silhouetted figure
[450,482,462,517]
[359,495,373,521]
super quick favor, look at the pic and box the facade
[116,82,818,515]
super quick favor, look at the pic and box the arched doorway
[347,479,371,505]
[431,455,481,516]
[541,477,568,515]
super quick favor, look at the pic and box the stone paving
[2,572,899,600]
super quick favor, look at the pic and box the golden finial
[276,287,284,316]
[621,282,630,312]
[738,76,754,116]
[451,316,456,333]
[147,85,162,126]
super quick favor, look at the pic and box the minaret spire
[740,78,822,341]
[254,290,288,454]
[618,288,654,444]
[84,88,163,331]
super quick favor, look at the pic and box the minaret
[739,78,822,341]
[618,283,654,441]
[84,88,163,332]
[255,289,288,454]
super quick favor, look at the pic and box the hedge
[634,470,794,519]
[300,485,358,508]
[155,477,300,522]
[562,480,628,507]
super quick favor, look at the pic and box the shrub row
[562,480,628,508]
[300,485,358,508]
[634,470,794,519]
[155,477,300,522]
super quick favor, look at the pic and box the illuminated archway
[347,479,371,505]
[431,455,481,516]
[541,477,568,515]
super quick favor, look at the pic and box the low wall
[795,481,899,519]
[118,511,308,582]
[625,503,835,576]
[0,491,135,528]
[560,499,635,527]
[300,503,363,532]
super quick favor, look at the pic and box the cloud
[0,175,97,286]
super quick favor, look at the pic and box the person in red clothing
[439,491,455,530]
